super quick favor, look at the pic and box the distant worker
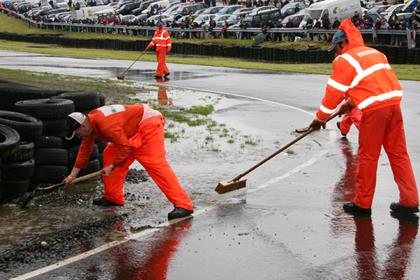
[147,22,172,80]
[308,19,419,216]
[63,104,194,220]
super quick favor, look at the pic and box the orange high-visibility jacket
[74,104,145,169]
[147,28,172,51]
[316,19,402,121]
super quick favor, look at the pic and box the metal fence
[2,7,419,49]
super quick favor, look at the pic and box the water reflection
[330,139,419,279]
[86,219,192,280]
[156,79,173,106]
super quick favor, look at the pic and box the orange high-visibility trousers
[340,107,362,135]
[155,48,169,77]
[102,115,193,210]
[353,105,418,208]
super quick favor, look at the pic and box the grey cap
[328,30,347,52]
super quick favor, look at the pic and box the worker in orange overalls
[147,22,172,80]
[63,104,193,220]
[309,19,419,216]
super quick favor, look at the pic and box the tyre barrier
[0,84,109,204]
[0,32,419,64]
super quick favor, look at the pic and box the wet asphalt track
[1,50,420,280]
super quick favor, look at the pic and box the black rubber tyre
[2,141,34,163]
[98,92,106,106]
[54,91,100,112]
[41,118,67,137]
[14,98,75,120]
[96,141,108,153]
[34,165,68,184]
[35,136,63,148]
[35,148,68,165]
[0,82,61,111]
[68,144,99,168]
[0,179,30,200]
[78,159,100,176]
[0,159,35,180]
[0,124,20,158]
[0,110,43,142]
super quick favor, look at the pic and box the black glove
[309,118,326,130]
[338,100,355,117]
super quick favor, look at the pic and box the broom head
[116,73,125,80]
[215,179,247,194]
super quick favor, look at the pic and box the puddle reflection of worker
[332,138,357,204]
[353,215,418,280]
[107,219,192,280]
[156,79,173,106]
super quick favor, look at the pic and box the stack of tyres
[14,98,75,185]
[0,111,42,202]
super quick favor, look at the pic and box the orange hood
[339,19,365,51]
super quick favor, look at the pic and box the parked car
[226,10,251,26]
[380,3,405,21]
[193,13,216,26]
[117,1,141,15]
[216,5,243,15]
[281,8,306,27]
[281,1,305,19]
[172,2,206,21]
[201,6,224,15]
[243,8,281,27]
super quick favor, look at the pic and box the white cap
[65,112,86,140]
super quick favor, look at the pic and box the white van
[305,0,362,23]
[72,5,112,20]
[141,0,175,15]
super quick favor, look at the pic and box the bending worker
[308,19,419,216]
[63,104,194,220]
[147,22,172,80]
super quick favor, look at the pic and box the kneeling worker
[63,104,194,220]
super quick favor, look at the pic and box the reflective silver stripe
[155,44,168,47]
[167,43,171,46]
[327,78,349,92]
[141,104,161,123]
[340,53,363,74]
[98,105,125,116]
[357,90,403,109]
[350,63,391,88]
[319,104,336,114]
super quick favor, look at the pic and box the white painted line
[11,85,336,280]
[248,150,329,194]
[137,81,314,116]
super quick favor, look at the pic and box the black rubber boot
[93,197,123,207]
[390,202,419,214]
[337,121,347,137]
[168,207,193,220]
[343,202,371,216]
